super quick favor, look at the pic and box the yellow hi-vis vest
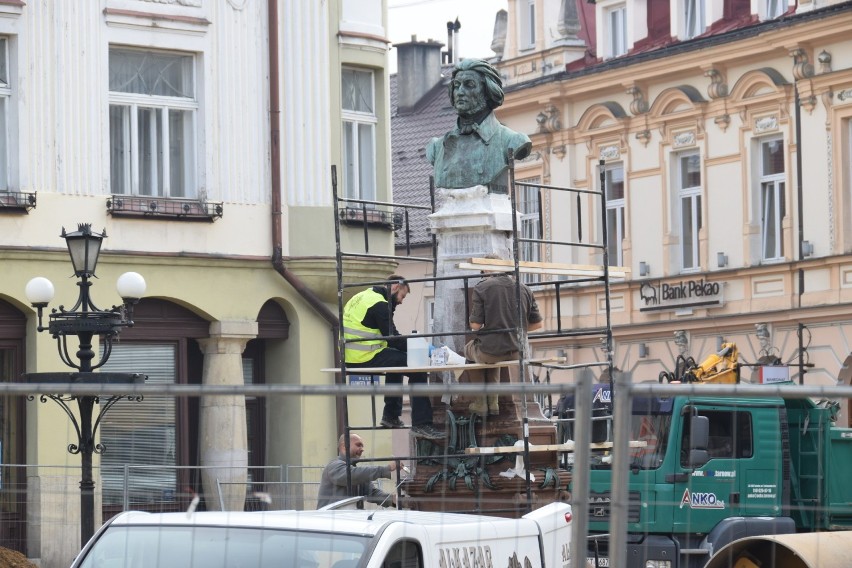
[343,288,387,364]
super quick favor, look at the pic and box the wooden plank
[320,361,519,374]
[464,441,647,455]
[468,257,630,272]
[458,258,630,279]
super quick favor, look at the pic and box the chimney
[394,36,444,112]
[443,19,461,64]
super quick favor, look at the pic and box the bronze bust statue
[427,58,531,192]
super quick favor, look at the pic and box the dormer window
[684,0,706,39]
[765,0,786,19]
[605,4,627,59]
[521,0,536,49]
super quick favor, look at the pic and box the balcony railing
[0,190,37,213]
[106,195,223,222]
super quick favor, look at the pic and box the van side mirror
[688,415,710,468]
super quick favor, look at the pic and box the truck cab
[574,384,852,568]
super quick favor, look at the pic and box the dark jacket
[315,454,392,509]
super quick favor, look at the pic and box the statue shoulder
[425,137,443,164]
[505,128,532,161]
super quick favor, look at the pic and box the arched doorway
[98,298,208,518]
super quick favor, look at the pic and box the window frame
[0,37,11,192]
[605,4,627,59]
[341,67,378,202]
[683,0,706,39]
[765,0,786,19]
[108,47,198,199]
[758,136,785,261]
[516,177,543,284]
[603,163,625,266]
[676,151,702,272]
[521,0,536,49]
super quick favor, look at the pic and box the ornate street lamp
[24,223,148,547]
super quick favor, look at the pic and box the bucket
[407,332,429,367]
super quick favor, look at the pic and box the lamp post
[24,223,147,547]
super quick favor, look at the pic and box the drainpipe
[267,0,344,435]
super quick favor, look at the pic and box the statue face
[452,70,488,118]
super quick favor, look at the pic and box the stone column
[428,185,516,354]
[198,320,257,511]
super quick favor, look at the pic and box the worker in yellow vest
[343,275,445,440]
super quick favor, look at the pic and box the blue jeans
[348,347,434,426]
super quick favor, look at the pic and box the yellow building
[498,0,852,422]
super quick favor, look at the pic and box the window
[109,48,197,198]
[684,0,706,39]
[680,410,753,467]
[759,138,785,260]
[99,343,178,507]
[766,0,786,19]
[606,4,627,58]
[517,177,542,283]
[0,38,9,192]
[521,0,536,48]
[677,153,702,270]
[342,68,377,202]
[603,163,625,266]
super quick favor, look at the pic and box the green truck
[565,381,852,567]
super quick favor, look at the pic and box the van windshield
[77,525,369,568]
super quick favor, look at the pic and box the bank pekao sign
[639,278,724,312]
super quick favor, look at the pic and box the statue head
[448,59,504,116]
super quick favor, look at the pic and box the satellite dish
[837,353,852,385]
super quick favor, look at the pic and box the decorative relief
[837,89,852,102]
[536,105,561,134]
[704,68,728,99]
[672,131,695,148]
[789,48,814,81]
[635,129,651,146]
[714,114,731,131]
[551,145,566,160]
[626,86,649,115]
[600,145,620,160]
[754,115,778,133]
[138,0,202,6]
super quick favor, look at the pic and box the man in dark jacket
[465,264,543,416]
[342,275,444,439]
[316,433,396,509]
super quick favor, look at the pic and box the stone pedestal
[428,185,516,354]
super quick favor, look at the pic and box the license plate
[587,557,609,567]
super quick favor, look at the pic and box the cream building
[392,1,852,428]
[0,1,396,566]
[498,0,852,422]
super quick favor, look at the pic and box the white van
[70,502,572,568]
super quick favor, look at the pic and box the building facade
[494,0,852,422]
[0,0,395,565]
[390,0,852,430]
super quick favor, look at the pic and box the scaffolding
[328,156,620,518]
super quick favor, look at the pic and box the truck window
[381,539,421,568]
[628,414,672,470]
[680,410,753,467]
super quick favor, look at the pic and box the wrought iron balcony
[106,195,223,222]
[0,190,37,213]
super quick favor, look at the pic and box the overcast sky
[387,0,508,73]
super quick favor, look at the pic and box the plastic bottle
[431,345,448,366]
[407,331,429,367]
